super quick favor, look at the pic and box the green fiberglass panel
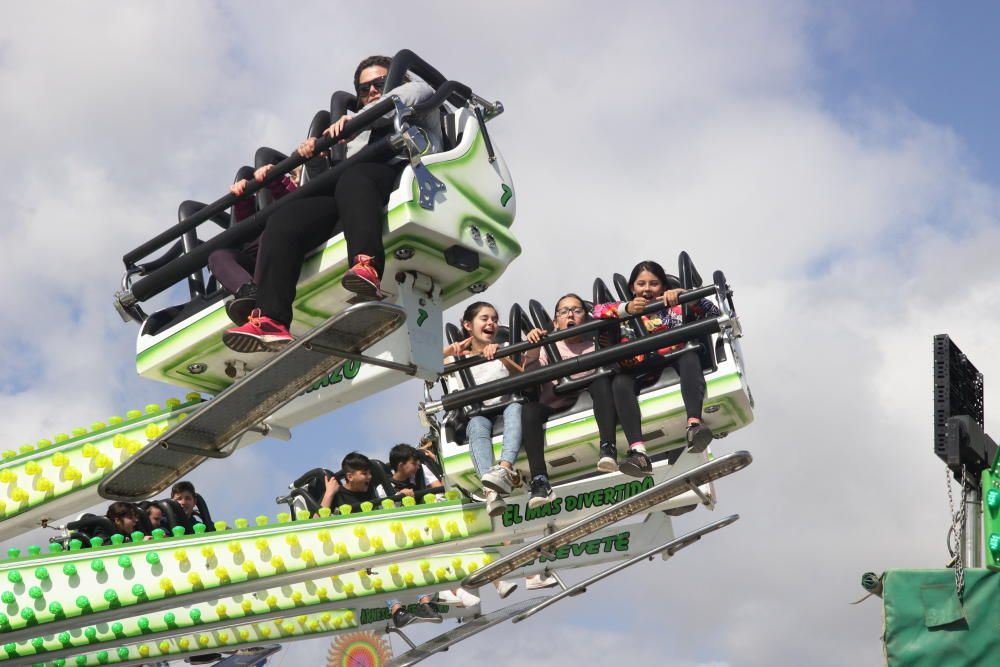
[0,550,494,662]
[0,495,492,640]
[0,397,202,523]
[983,466,1000,568]
[881,569,1000,667]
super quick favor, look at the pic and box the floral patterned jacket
[592,297,720,364]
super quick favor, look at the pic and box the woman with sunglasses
[519,293,641,507]
[224,55,442,352]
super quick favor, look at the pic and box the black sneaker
[528,476,555,509]
[226,282,258,325]
[618,449,652,478]
[686,422,714,453]
[596,442,618,473]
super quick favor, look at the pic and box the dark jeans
[522,374,627,480]
[255,161,401,326]
[614,350,706,442]
[207,243,257,294]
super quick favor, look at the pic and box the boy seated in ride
[320,452,379,513]
[105,502,145,539]
[378,443,443,499]
[171,481,207,525]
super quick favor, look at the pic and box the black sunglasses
[355,76,387,95]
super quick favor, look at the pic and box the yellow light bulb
[241,600,252,613]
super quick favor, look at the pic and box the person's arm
[375,80,434,109]
[319,475,340,510]
[422,464,443,489]
[593,301,630,318]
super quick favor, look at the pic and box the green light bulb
[152,528,166,539]
[193,523,207,534]
[118,555,132,569]
[146,552,160,565]
[7,571,21,584]
[1,591,14,604]
[19,607,34,620]
[68,539,83,551]
[76,655,87,666]
[63,563,77,576]
[110,534,125,545]
[6,548,19,559]
[137,616,150,631]
[49,601,63,615]
[131,531,145,542]
[132,583,147,597]
[190,608,202,621]
[89,537,103,548]
[34,566,49,579]
[84,627,97,640]
[118,647,130,659]
[48,543,63,553]
[76,595,90,609]
[104,589,118,603]
[172,525,186,537]
[28,586,42,599]
[27,545,40,557]
[164,611,176,625]
[112,621,124,635]
[0,614,7,626]
[58,631,71,645]
[96,649,109,663]
[90,559,105,572]
[3,644,16,657]
[31,637,43,649]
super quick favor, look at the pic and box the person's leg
[207,248,255,294]
[466,416,496,479]
[497,402,523,468]
[674,350,707,420]
[588,374,624,473]
[335,162,401,294]
[673,349,713,451]
[520,401,552,481]
[253,196,340,326]
[611,372,644,446]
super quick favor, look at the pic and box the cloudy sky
[3,2,1000,665]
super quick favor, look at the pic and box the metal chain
[946,468,967,599]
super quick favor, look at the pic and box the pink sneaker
[341,254,381,298]
[222,309,294,353]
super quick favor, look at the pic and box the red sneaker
[341,254,381,298]
[222,309,294,353]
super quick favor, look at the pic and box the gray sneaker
[481,465,514,495]
[485,489,506,517]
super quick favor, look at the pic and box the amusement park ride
[0,51,754,666]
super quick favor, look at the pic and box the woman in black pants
[520,293,641,508]
[223,54,440,353]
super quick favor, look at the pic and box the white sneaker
[493,579,517,599]
[525,574,559,590]
[481,465,514,495]
[437,588,481,608]
[485,489,506,517]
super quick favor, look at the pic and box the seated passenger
[224,54,443,353]
[140,501,165,531]
[171,480,207,525]
[520,294,630,507]
[208,162,298,325]
[320,452,380,513]
[105,501,145,539]
[593,260,721,475]
[443,302,544,516]
[380,443,443,499]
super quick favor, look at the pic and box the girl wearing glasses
[520,294,631,507]
[443,302,544,517]
[592,260,721,476]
